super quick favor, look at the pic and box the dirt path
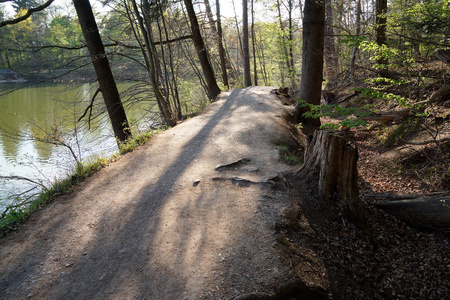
[0,87,307,299]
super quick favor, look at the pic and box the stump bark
[297,130,371,234]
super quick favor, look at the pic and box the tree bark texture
[128,0,176,127]
[216,0,230,87]
[324,0,338,88]
[297,130,371,235]
[294,0,325,131]
[243,0,252,87]
[376,0,387,66]
[184,0,221,99]
[251,0,258,86]
[276,0,289,86]
[374,196,450,230]
[73,0,131,143]
[350,0,361,82]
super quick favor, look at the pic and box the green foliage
[356,87,409,106]
[340,34,366,48]
[390,0,450,44]
[375,117,421,147]
[118,128,161,155]
[360,41,416,70]
[277,144,302,166]
[297,99,374,130]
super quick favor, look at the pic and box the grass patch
[118,129,162,155]
[0,155,116,236]
[278,144,303,166]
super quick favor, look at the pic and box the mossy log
[297,130,371,235]
[374,196,450,230]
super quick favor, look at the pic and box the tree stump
[297,130,371,235]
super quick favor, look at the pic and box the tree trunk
[324,0,338,88]
[374,196,450,230]
[5,50,11,70]
[72,0,131,143]
[276,0,290,85]
[251,0,257,86]
[184,0,221,99]
[128,0,176,127]
[350,0,361,82]
[296,130,371,235]
[232,0,243,76]
[242,0,252,87]
[287,0,295,86]
[375,0,387,67]
[294,0,325,132]
[204,0,218,35]
[215,0,230,87]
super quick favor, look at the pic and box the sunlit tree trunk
[243,0,251,87]
[251,0,257,86]
[324,0,338,88]
[376,0,387,66]
[184,0,221,99]
[72,0,131,143]
[287,0,295,85]
[276,0,289,85]
[127,0,175,127]
[350,0,361,82]
[215,0,229,87]
[294,0,325,132]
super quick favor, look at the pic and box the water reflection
[0,82,154,209]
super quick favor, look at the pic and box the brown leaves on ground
[286,128,449,299]
[281,112,449,299]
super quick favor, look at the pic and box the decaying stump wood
[297,130,371,235]
[430,84,450,103]
[435,49,450,66]
[362,108,411,123]
[374,196,450,230]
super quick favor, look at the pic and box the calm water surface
[0,82,154,210]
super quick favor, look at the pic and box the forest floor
[0,86,448,299]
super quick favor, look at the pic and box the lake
[0,82,156,211]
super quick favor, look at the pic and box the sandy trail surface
[0,87,304,299]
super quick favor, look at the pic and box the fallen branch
[374,196,450,230]
[399,137,450,146]
[362,108,411,123]
[0,176,46,189]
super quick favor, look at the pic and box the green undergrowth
[278,144,303,166]
[0,156,116,236]
[0,129,162,236]
[374,117,422,147]
[118,128,163,155]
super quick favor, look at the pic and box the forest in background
[1,0,449,122]
[0,0,449,111]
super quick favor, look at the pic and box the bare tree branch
[0,176,46,188]
[78,88,101,129]
[0,0,55,27]
[399,137,450,146]
[153,35,193,45]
